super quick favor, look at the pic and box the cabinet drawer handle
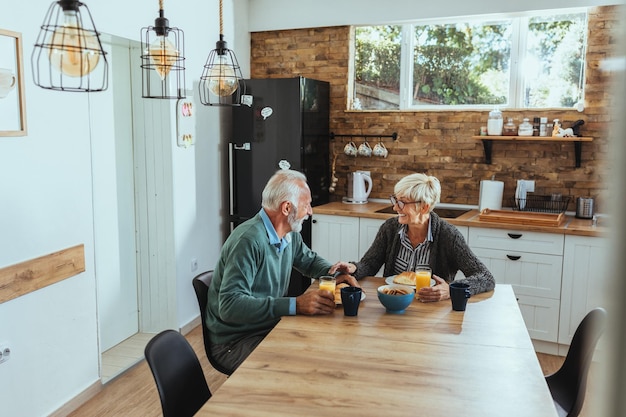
[312,219,317,224]
[507,255,521,261]
[507,233,522,239]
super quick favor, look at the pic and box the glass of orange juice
[414,265,432,294]
[319,276,336,294]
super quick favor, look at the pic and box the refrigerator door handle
[228,143,235,217]
[233,143,251,150]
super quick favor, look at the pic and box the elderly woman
[336,173,494,301]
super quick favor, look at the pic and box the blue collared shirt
[259,209,296,314]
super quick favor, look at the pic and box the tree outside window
[353,10,587,110]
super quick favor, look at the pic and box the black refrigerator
[227,77,330,295]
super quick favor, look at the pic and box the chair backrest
[144,330,211,417]
[546,307,607,417]
[192,270,233,375]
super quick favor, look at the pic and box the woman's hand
[328,262,360,288]
[416,275,449,302]
[328,261,356,275]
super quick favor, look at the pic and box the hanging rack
[330,132,398,141]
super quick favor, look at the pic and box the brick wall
[250,6,621,213]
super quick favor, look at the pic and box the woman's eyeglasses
[389,195,421,210]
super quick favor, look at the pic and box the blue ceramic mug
[449,282,471,311]
[341,286,362,316]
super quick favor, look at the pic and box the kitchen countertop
[313,201,608,237]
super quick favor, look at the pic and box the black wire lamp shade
[199,0,246,106]
[140,0,186,99]
[32,0,108,92]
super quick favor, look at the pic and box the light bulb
[48,10,100,77]
[147,35,178,80]
[208,54,238,97]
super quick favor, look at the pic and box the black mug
[341,286,362,316]
[449,282,471,311]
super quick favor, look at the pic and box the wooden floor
[68,325,598,416]
[67,326,228,417]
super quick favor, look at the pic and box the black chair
[192,270,233,375]
[144,330,212,417]
[545,307,607,417]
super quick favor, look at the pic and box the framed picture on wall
[0,28,27,136]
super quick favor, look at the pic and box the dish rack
[511,195,570,214]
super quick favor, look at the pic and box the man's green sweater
[206,213,332,344]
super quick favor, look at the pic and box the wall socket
[191,258,198,272]
[0,343,11,364]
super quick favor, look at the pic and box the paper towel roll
[479,180,504,211]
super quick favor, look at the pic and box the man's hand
[296,289,336,315]
[335,274,360,287]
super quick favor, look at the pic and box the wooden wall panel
[0,244,85,304]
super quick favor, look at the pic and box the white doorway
[90,34,176,381]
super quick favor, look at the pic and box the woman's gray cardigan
[353,213,495,295]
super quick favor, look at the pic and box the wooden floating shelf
[471,136,594,167]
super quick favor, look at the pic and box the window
[353,9,587,110]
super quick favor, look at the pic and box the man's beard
[288,207,308,233]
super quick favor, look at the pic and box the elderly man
[206,169,357,374]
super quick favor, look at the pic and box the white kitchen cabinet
[311,214,385,268]
[311,214,360,262]
[516,294,561,342]
[469,227,564,343]
[470,248,563,299]
[358,218,385,259]
[358,217,385,275]
[559,235,609,346]
[470,227,564,255]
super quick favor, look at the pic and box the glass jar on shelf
[518,118,533,136]
[487,108,503,136]
[502,117,517,136]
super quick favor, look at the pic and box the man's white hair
[262,169,308,211]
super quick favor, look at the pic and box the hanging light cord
[219,0,224,35]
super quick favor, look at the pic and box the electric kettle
[346,171,372,204]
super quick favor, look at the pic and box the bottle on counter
[503,117,517,136]
[518,118,533,136]
[552,119,561,136]
[487,108,503,136]
[532,117,540,136]
[539,117,548,136]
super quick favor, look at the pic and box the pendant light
[140,0,186,99]
[199,0,246,106]
[32,0,108,92]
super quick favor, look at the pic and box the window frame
[353,7,588,111]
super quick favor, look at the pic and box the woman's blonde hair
[394,173,441,212]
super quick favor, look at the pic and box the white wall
[248,0,622,31]
[0,0,240,415]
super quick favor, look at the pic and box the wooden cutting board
[478,209,565,227]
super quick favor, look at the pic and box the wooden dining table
[196,278,558,417]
